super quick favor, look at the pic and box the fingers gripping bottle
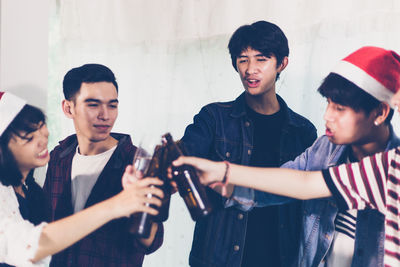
[162,133,212,220]
[129,144,171,238]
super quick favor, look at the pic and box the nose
[323,105,334,122]
[245,59,257,75]
[38,124,49,144]
[40,124,49,137]
[98,105,109,121]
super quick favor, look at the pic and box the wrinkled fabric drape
[48,1,400,266]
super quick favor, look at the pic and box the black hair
[228,20,289,78]
[318,73,394,123]
[63,63,118,100]
[0,104,46,186]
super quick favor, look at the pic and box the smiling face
[236,47,287,98]
[63,82,118,146]
[8,123,49,177]
[324,98,377,145]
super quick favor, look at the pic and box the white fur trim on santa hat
[0,92,26,136]
[331,60,395,107]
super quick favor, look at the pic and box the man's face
[324,98,376,145]
[66,82,118,144]
[236,47,285,97]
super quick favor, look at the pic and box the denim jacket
[181,93,317,267]
[278,126,400,267]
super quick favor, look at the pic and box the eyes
[86,102,118,109]
[335,105,346,111]
[24,135,34,143]
[21,122,46,143]
[237,56,268,64]
[326,100,347,112]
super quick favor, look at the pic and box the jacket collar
[58,133,130,160]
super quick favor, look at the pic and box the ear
[277,56,288,73]
[373,102,391,126]
[62,99,74,119]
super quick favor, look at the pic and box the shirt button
[226,152,230,158]
[247,149,251,155]
[245,121,250,127]
[234,245,240,251]
[237,213,244,220]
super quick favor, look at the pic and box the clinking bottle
[162,133,212,220]
[129,145,171,238]
[152,145,172,222]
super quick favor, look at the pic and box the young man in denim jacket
[181,21,317,267]
[255,54,400,266]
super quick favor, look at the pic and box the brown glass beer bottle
[162,133,212,221]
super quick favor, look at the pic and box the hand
[165,167,178,194]
[122,164,144,188]
[172,156,225,185]
[109,165,164,218]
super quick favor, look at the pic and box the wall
[0,0,51,184]
[0,0,50,109]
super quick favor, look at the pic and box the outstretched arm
[32,177,163,262]
[173,156,331,200]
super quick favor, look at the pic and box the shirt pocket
[213,138,242,163]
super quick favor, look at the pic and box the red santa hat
[331,46,400,107]
[0,91,26,136]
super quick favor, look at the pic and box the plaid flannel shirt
[43,133,163,267]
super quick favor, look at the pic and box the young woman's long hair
[0,104,45,186]
[0,104,50,224]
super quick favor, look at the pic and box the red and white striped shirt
[323,147,400,267]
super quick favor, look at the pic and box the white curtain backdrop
[47,1,400,266]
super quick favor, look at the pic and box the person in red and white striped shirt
[169,47,400,266]
[322,147,400,266]
[173,146,400,266]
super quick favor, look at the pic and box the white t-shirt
[0,183,50,266]
[322,154,357,267]
[323,148,400,266]
[71,145,117,213]
[323,210,357,267]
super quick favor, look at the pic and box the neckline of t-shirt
[75,144,117,158]
[246,104,284,120]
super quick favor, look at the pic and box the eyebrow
[84,98,119,104]
[238,53,266,58]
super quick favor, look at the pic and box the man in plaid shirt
[43,64,163,267]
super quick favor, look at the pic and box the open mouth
[246,78,260,88]
[37,148,48,158]
[325,127,334,137]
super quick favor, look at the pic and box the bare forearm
[31,176,163,262]
[173,156,331,201]
[228,164,332,200]
[33,199,116,262]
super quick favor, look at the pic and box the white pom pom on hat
[0,92,26,136]
[331,46,400,108]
